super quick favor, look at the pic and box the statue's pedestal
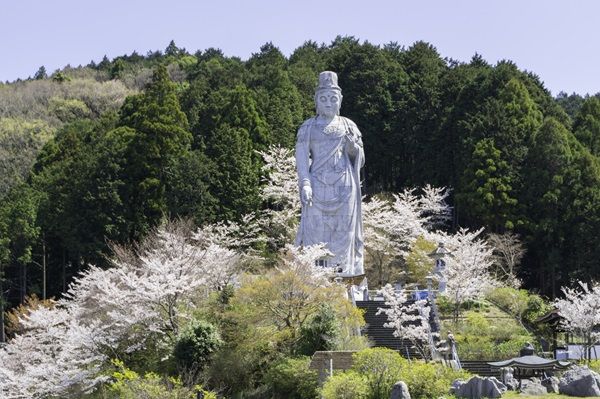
[332,274,368,302]
[333,273,366,286]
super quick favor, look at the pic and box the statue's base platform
[332,273,366,286]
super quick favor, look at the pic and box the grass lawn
[504,392,597,398]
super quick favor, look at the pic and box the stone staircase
[346,300,504,378]
[355,300,440,360]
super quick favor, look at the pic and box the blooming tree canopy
[376,284,435,360]
[257,146,299,249]
[433,228,497,322]
[363,186,451,285]
[0,220,246,398]
[0,305,106,398]
[554,281,600,361]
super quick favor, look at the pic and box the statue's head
[315,71,343,117]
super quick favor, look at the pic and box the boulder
[390,381,411,399]
[520,378,547,396]
[559,366,600,397]
[451,375,507,398]
[541,376,559,393]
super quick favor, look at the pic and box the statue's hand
[345,133,360,154]
[301,185,313,206]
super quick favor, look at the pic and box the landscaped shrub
[321,371,369,399]
[263,356,318,399]
[486,287,550,325]
[589,360,600,374]
[397,360,471,399]
[436,295,483,316]
[351,348,408,399]
[206,331,281,396]
[494,336,533,357]
[106,359,216,399]
[296,304,340,355]
[330,349,469,399]
[451,310,535,360]
[173,319,222,372]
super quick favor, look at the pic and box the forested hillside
[1,37,599,316]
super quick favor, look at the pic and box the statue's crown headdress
[316,71,341,92]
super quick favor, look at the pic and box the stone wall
[309,351,357,384]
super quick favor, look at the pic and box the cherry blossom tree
[376,284,436,360]
[363,186,451,285]
[0,305,106,398]
[554,281,600,361]
[362,197,400,285]
[433,228,497,324]
[0,220,246,398]
[388,186,451,253]
[66,221,243,345]
[256,146,299,250]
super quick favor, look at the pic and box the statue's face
[316,90,342,117]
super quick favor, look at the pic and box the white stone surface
[295,71,365,276]
[451,376,507,399]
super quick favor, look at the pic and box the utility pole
[0,265,4,343]
[42,234,46,300]
[31,233,48,300]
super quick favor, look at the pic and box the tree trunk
[587,334,592,363]
[42,235,46,300]
[62,248,66,293]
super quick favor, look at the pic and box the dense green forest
[1,37,599,317]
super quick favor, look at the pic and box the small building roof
[534,308,562,325]
[488,355,570,370]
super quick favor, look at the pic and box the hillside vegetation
[1,37,599,313]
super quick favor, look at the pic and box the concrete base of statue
[334,273,366,285]
[335,275,368,302]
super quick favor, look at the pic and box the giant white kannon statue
[295,71,365,276]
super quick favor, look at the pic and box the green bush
[296,304,340,355]
[351,348,408,399]
[263,356,318,399]
[589,360,600,374]
[486,287,529,319]
[206,333,281,396]
[106,359,216,399]
[436,295,484,316]
[495,336,533,357]
[321,371,369,399]
[486,287,550,326]
[173,319,222,372]
[397,360,471,399]
[522,293,551,325]
[329,349,468,399]
[452,311,534,360]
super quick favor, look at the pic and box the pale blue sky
[1,0,598,95]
